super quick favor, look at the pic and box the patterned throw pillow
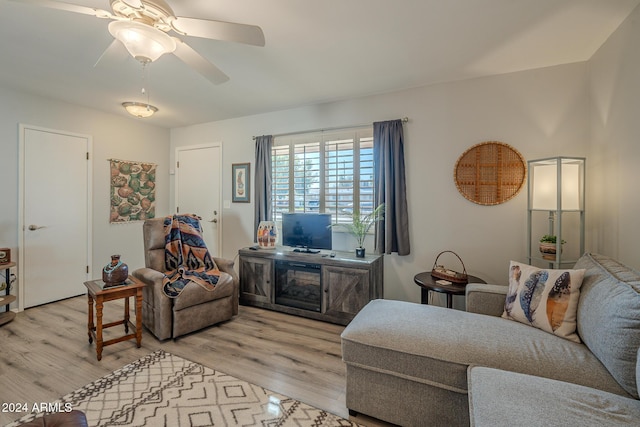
[502,261,585,343]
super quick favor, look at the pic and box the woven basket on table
[431,250,468,284]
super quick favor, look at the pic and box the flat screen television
[281,213,332,251]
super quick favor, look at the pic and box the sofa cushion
[173,271,234,311]
[468,366,640,427]
[142,217,167,272]
[575,253,640,399]
[502,261,585,343]
[342,300,629,398]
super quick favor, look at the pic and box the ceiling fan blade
[8,0,113,18]
[93,39,128,68]
[171,17,265,47]
[172,38,229,85]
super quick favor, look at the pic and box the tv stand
[238,248,383,325]
[292,247,320,254]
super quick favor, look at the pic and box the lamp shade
[108,20,176,63]
[530,158,583,211]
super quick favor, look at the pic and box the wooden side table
[84,276,145,361]
[414,272,486,308]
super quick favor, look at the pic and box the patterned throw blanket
[162,214,219,298]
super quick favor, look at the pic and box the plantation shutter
[272,127,374,224]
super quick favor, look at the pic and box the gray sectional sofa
[341,253,640,426]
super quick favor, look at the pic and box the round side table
[414,272,486,308]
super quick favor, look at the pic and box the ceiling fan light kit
[108,20,176,63]
[122,101,158,118]
[13,0,265,112]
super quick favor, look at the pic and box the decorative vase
[355,247,366,258]
[257,221,278,249]
[102,254,128,285]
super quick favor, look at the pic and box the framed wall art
[232,163,250,203]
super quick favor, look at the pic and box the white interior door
[175,144,222,256]
[19,125,92,309]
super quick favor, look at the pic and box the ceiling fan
[10,0,266,85]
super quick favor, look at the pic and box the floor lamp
[527,157,585,266]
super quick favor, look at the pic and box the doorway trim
[174,142,223,255]
[17,124,93,311]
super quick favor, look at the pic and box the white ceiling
[0,0,638,128]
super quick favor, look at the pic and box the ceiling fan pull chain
[140,61,147,96]
[145,63,151,109]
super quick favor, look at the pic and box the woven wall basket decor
[454,141,526,206]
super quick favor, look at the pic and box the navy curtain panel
[254,135,273,242]
[373,120,410,255]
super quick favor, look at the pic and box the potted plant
[330,204,385,257]
[539,234,566,261]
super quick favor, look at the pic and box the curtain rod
[252,117,409,140]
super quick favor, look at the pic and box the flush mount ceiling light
[108,20,176,63]
[122,101,158,118]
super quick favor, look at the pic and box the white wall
[3,24,633,309]
[171,62,591,304]
[0,86,170,306]
[3,13,637,310]
[589,5,640,269]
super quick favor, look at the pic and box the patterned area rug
[8,350,360,426]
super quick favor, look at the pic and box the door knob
[209,218,218,223]
[28,224,45,231]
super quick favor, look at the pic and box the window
[272,128,374,224]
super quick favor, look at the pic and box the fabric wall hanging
[109,159,157,223]
[454,141,526,205]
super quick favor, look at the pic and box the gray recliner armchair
[132,217,239,340]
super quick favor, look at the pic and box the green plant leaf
[329,203,385,248]
[539,234,566,244]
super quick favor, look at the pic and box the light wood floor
[0,296,389,426]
